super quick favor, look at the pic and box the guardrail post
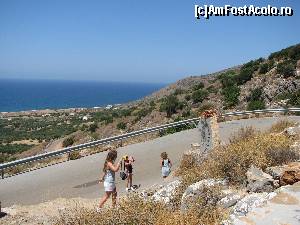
[1,169,4,179]
[67,152,71,161]
[120,139,123,147]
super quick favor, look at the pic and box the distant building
[82,116,89,121]
[105,105,113,110]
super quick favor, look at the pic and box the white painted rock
[152,180,182,204]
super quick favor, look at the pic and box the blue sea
[0,79,165,112]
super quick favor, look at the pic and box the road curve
[1,116,299,207]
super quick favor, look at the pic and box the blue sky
[0,0,299,83]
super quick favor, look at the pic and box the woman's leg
[126,173,130,188]
[128,174,132,188]
[112,188,117,207]
[99,191,111,208]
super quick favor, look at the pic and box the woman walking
[160,152,172,178]
[98,149,122,209]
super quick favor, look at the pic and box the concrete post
[198,110,220,154]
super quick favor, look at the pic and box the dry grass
[55,193,226,225]
[178,127,297,186]
[229,126,257,143]
[269,119,298,133]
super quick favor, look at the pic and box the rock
[218,193,243,208]
[246,165,275,193]
[232,192,277,217]
[279,162,300,186]
[265,165,285,180]
[152,180,182,204]
[181,179,227,212]
[230,182,300,225]
[283,126,300,137]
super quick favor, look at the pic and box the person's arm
[169,159,172,168]
[99,172,105,182]
[160,159,163,168]
[107,160,121,172]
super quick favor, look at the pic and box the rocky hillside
[143,43,300,114]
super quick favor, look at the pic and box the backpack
[120,160,128,180]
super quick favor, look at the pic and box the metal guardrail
[0,107,299,178]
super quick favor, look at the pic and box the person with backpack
[160,152,172,178]
[98,149,122,210]
[123,155,135,191]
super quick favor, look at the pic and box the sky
[0,0,299,83]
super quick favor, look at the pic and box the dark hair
[161,152,168,160]
[103,149,118,172]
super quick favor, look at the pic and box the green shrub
[288,90,300,107]
[222,85,240,108]
[117,122,127,130]
[277,61,296,78]
[174,88,185,95]
[63,136,75,147]
[191,89,209,103]
[269,44,300,61]
[192,82,205,91]
[259,63,269,74]
[159,95,180,117]
[247,88,265,110]
[247,100,265,110]
[89,123,98,133]
[236,59,261,85]
[185,94,191,101]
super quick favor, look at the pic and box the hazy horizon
[1,0,299,83]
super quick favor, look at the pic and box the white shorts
[104,181,116,192]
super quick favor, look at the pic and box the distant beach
[0,79,165,112]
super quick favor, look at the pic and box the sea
[0,79,165,112]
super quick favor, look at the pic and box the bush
[269,119,298,133]
[222,85,240,108]
[288,90,300,107]
[117,122,127,130]
[247,100,265,110]
[55,191,225,225]
[56,194,168,225]
[247,88,265,110]
[269,44,300,61]
[160,95,180,117]
[198,103,215,114]
[178,129,294,186]
[192,82,205,91]
[184,94,191,101]
[191,89,209,103]
[277,61,296,78]
[259,63,269,74]
[63,136,75,147]
[89,123,98,133]
[69,151,81,160]
[235,59,261,85]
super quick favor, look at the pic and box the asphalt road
[1,116,300,207]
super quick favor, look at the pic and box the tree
[191,89,209,103]
[277,61,296,78]
[160,95,180,117]
[89,123,98,133]
[222,85,240,108]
